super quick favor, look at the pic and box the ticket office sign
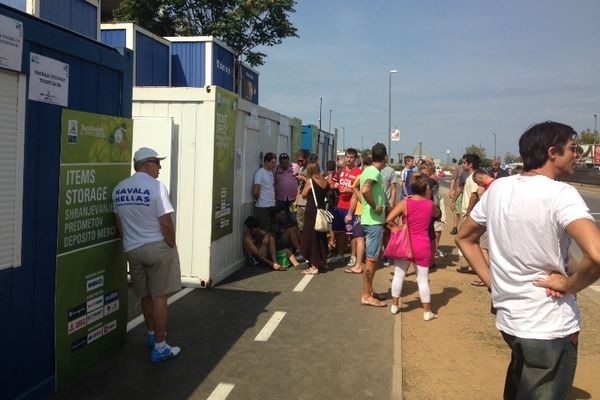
[55,109,132,389]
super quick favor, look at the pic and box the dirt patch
[400,203,600,399]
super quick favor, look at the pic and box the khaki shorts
[126,240,182,297]
[296,205,306,231]
[480,230,489,250]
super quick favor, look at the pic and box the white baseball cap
[133,147,166,162]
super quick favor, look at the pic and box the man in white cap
[113,147,182,362]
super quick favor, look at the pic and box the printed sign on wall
[0,14,23,72]
[211,87,237,241]
[55,109,133,390]
[28,52,69,106]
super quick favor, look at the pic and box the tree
[464,144,487,161]
[113,0,298,91]
[503,152,522,164]
[575,129,600,145]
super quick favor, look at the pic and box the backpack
[325,187,339,212]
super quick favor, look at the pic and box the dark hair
[296,149,309,160]
[263,152,276,163]
[403,155,414,163]
[409,173,429,196]
[306,161,321,178]
[309,153,319,163]
[279,153,289,161]
[345,148,358,157]
[519,121,577,171]
[244,216,260,230]
[463,153,481,170]
[371,143,387,162]
[325,160,336,172]
[362,155,372,167]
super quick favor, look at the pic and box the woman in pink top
[386,174,441,321]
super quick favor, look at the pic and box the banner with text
[211,87,237,241]
[55,109,132,389]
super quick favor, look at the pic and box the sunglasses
[147,160,161,167]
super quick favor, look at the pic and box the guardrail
[562,168,600,186]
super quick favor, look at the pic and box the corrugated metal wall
[135,31,170,86]
[0,5,132,399]
[40,0,98,39]
[171,41,206,87]
[212,42,234,91]
[100,28,126,48]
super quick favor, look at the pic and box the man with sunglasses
[113,147,181,363]
[457,122,600,399]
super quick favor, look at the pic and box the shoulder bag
[311,178,334,232]
[383,199,413,260]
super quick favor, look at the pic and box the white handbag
[311,179,333,232]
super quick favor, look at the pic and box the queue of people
[115,120,600,400]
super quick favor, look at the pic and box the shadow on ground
[52,284,279,400]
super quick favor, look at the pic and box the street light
[328,109,332,133]
[492,133,498,161]
[388,69,398,156]
[360,135,367,151]
[594,113,598,133]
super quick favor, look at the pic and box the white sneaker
[457,249,463,257]
[435,249,444,258]
[423,311,438,321]
[347,256,357,267]
[391,304,399,315]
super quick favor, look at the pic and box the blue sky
[257,0,600,163]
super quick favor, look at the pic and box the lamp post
[328,109,332,133]
[388,69,398,154]
[492,133,498,161]
[594,113,598,133]
[360,135,367,151]
[342,126,345,152]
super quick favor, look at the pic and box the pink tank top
[406,198,434,267]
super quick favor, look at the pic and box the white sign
[28,52,69,107]
[0,14,23,72]
[391,128,400,142]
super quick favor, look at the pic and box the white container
[132,86,299,287]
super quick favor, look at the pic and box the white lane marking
[293,275,314,292]
[590,286,600,293]
[207,383,235,400]
[254,311,287,342]
[126,288,195,332]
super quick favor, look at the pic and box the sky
[256,0,600,163]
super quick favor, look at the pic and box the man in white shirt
[113,147,182,363]
[456,121,600,399]
[253,152,277,232]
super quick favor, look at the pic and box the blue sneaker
[147,333,155,349]
[151,344,181,362]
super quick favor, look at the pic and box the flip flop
[344,267,363,274]
[302,267,319,275]
[361,297,387,307]
[471,280,486,287]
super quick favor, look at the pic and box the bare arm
[533,218,600,295]
[465,192,479,214]
[361,179,383,214]
[390,182,397,207]
[159,213,176,247]
[252,183,261,200]
[243,232,274,267]
[301,178,312,199]
[386,200,406,227]
[455,216,489,287]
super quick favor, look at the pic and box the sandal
[344,267,363,274]
[302,266,319,275]
[457,265,475,274]
[470,279,486,287]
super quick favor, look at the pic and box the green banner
[55,109,133,389]
[292,117,302,157]
[212,87,237,241]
